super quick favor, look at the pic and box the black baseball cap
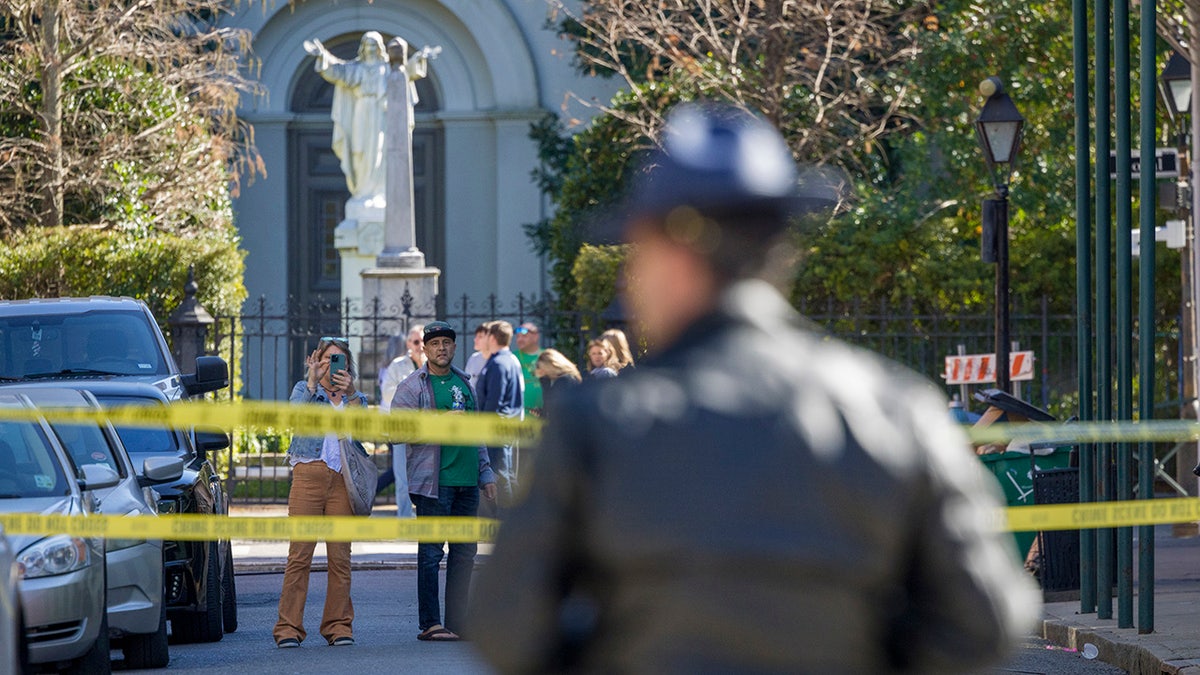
[423,321,456,342]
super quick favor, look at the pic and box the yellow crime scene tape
[0,394,1186,449]
[0,399,1195,540]
[0,399,541,447]
[1005,497,1200,532]
[966,418,1200,446]
[0,513,499,543]
[2,499,1200,542]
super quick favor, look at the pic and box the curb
[235,560,419,574]
[1042,617,1191,675]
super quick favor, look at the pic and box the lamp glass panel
[1169,79,1192,114]
[983,121,1019,164]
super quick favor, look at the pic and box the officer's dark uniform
[471,104,1038,674]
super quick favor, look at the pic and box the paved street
[987,636,1127,674]
[109,568,1128,674]
[114,570,490,674]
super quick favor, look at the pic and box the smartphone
[329,352,347,378]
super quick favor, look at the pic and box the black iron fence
[208,289,613,503]
[202,290,1182,504]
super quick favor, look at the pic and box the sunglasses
[320,336,350,347]
[515,327,537,335]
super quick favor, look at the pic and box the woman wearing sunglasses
[273,337,367,649]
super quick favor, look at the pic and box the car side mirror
[194,430,230,460]
[138,456,185,487]
[181,356,229,397]
[78,463,121,491]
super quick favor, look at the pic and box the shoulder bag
[339,438,379,516]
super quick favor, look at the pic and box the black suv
[0,297,236,642]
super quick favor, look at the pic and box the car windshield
[49,422,126,480]
[0,310,168,379]
[0,420,72,498]
[91,396,185,464]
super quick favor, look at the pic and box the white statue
[387,37,441,133]
[303,33,439,201]
[303,32,390,199]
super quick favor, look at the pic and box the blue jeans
[412,486,479,633]
[486,444,517,510]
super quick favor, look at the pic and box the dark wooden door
[289,129,347,314]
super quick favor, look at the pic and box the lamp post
[1160,52,1200,498]
[1161,51,1193,121]
[975,77,1025,394]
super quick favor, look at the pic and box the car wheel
[121,593,169,669]
[170,542,223,643]
[64,604,110,675]
[222,542,238,633]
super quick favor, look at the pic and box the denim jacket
[286,380,369,462]
[390,365,496,498]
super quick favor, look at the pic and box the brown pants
[273,461,354,644]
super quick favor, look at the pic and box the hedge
[0,225,246,325]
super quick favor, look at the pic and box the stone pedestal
[360,265,440,403]
[361,265,440,321]
[334,196,387,312]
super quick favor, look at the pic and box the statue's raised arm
[302,38,342,70]
[406,45,441,81]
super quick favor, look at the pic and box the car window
[0,310,168,379]
[0,420,71,498]
[48,423,126,479]
[107,426,182,460]
[92,395,186,462]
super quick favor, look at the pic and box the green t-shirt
[515,349,543,411]
[429,371,479,487]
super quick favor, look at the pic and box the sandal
[417,625,461,642]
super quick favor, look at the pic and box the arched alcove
[228,0,548,321]
[285,33,446,311]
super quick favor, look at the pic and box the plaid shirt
[390,364,496,498]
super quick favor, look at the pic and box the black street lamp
[1161,51,1192,120]
[975,77,1025,393]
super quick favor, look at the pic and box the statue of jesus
[303,32,390,200]
[304,33,439,203]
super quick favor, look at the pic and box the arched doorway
[287,34,444,312]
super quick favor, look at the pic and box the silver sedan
[23,386,183,669]
[0,392,118,673]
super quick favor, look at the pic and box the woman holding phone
[273,337,367,649]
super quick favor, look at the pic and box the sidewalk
[228,503,493,573]
[230,504,416,573]
[1041,524,1200,675]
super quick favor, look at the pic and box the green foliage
[527,78,699,306]
[791,0,1085,315]
[0,224,246,322]
[63,58,233,232]
[532,1,1184,418]
[0,1,259,232]
[572,244,628,315]
[230,479,291,501]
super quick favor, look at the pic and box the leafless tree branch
[0,0,262,232]
[552,0,929,175]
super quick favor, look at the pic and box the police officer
[471,103,1039,673]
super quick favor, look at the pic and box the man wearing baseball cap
[471,103,1038,672]
[391,320,497,642]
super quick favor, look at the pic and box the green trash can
[970,388,1070,559]
[979,447,1074,558]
